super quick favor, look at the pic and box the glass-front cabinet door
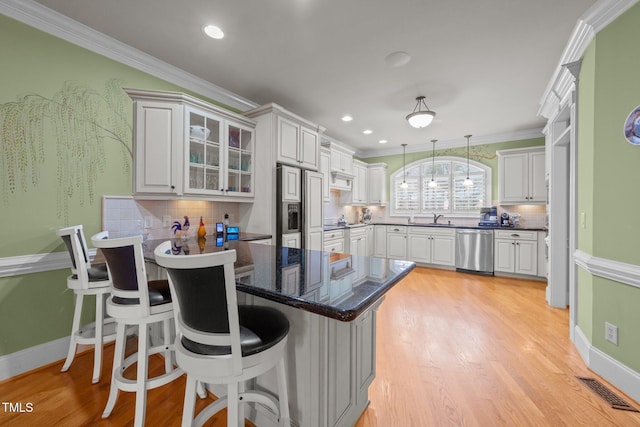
[225,123,254,196]
[186,108,223,194]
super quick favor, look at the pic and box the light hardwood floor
[1,267,639,426]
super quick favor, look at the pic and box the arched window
[390,156,491,217]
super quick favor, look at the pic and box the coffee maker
[479,206,499,227]
[362,208,372,224]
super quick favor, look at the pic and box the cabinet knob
[170,185,175,190]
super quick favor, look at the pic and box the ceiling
[31,0,598,155]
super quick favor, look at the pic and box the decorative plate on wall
[624,105,640,145]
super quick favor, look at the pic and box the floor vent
[576,377,639,412]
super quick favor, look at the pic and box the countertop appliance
[362,208,372,224]
[455,228,494,275]
[479,206,499,228]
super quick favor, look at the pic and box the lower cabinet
[386,226,407,259]
[407,227,455,266]
[244,295,380,427]
[373,225,387,258]
[494,230,538,276]
[324,229,345,253]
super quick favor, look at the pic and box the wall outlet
[605,321,618,345]
[144,215,153,228]
[162,215,172,227]
[580,212,586,229]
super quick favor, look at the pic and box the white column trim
[0,0,259,112]
[574,249,640,289]
[538,0,639,119]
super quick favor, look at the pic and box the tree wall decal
[0,79,132,222]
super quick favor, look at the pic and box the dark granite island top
[144,236,415,322]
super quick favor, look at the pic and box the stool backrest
[154,241,242,373]
[92,234,152,317]
[56,225,95,288]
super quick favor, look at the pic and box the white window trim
[390,156,492,218]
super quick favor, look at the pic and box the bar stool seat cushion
[72,263,109,282]
[181,306,289,357]
[112,279,172,306]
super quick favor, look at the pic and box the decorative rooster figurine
[171,216,190,239]
[197,216,207,238]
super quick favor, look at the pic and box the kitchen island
[144,236,415,427]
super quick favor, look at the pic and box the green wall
[362,137,545,202]
[576,3,640,372]
[0,15,231,356]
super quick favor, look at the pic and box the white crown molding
[538,0,639,119]
[355,128,544,158]
[0,0,259,112]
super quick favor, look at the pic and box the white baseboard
[0,336,69,381]
[573,325,640,404]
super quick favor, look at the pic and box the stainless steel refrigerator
[276,164,323,251]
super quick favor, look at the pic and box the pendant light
[463,134,474,187]
[428,139,438,188]
[406,96,436,128]
[400,143,408,189]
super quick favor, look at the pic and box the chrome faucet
[433,213,444,224]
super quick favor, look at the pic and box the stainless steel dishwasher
[455,229,494,275]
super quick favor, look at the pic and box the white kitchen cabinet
[367,163,387,205]
[276,116,320,170]
[280,164,301,202]
[494,230,538,276]
[127,89,256,201]
[324,229,345,254]
[305,170,324,251]
[497,147,545,204]
[373,225,387,258]
[322,141,355,190]
[365,225,374,256]
[130,99,182,195]
[320,148,331,203]
[386,226,407,260]
[348,227,369,282]
[351,161,368,205]
[407,227,455,267]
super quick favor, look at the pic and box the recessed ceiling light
[203,25,224,39]
[385,51,411,67]
[341,115,353,122]
[378,139,388,144]
[363,129,373,135]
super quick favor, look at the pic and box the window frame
[390,156,492,218]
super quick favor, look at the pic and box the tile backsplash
[102,196,240,239]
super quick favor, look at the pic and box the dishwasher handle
[456,229,494,235]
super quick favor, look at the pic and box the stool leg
[196,381,207,399]
[92,293,105,383]
[103,321,126,418]
[276,358,290,426]
[182,375,198,427]
[134,324,149,427]
[227,382,239,427]
[238,380,246,425]
[162,318,172,373]
[61,292,83,373]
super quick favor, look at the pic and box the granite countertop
[324,223,546,232]
[145,237,415,322]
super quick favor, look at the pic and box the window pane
[394,177,419,211]
[422,176,449,211]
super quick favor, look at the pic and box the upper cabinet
[245,103,322,171]
[127,89,256,201]
[321,140,355,190]
[497,147,546,204]
[277,116,320,170]
[320,147,331,203]
[367,163,387,205]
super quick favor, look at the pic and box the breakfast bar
[143,235,415,427]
